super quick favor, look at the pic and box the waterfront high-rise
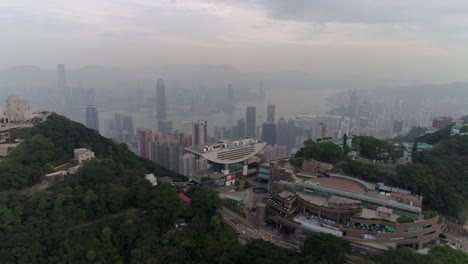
[246,106,256,138]
[57,64,71,114]
[156,78,171,134]
[85,105,99,132]
[192,120,208,147]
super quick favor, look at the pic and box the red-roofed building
[178,193,191,205]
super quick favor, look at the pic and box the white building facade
[6,96,33,122]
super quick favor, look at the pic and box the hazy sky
[2,0,468,82]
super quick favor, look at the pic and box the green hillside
[0,114,182,190]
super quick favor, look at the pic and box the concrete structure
[256,202,267,226]
[6,96,33,122]
[265,176,443,250]
[246,106,256,138]
[74,148,95,164]
[85,105,99,131]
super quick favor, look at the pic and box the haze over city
[1,1,468,263]
[3,0,468,82]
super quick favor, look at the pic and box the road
[221,207,300,251]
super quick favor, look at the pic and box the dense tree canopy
[352,136,406,163]
[301,233,351,264]
[369,246,468,264]
[0,114,184,190]
[292,139,343,165]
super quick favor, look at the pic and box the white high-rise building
[6,96,33,122]
[192,120,208,147]
[179,153,196,177]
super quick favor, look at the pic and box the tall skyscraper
[262,123,277,146]
[57,64,71,115]
[236,118,246,139]
[246,106,256,138]
[287,119,297,149]
[267,104,275,124]
[156,78,171,134]
[277,117,288,147]
[156,78,166,121]
[122,115,135,142]
[192,120,208,147]
[85,105,99,132]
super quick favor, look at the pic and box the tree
[388,143,406,163]
[301,233,351,264]
[343,133,350,156]
[396,163,435,196]
[292,141,343,164]
[186,187,222,219]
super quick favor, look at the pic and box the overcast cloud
[1,0,468,82]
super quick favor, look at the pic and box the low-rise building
[6,96,33,122]
[145,173,157,186]
[263,175,443,250]
[301,160,333,173]
[74,148,95,164]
